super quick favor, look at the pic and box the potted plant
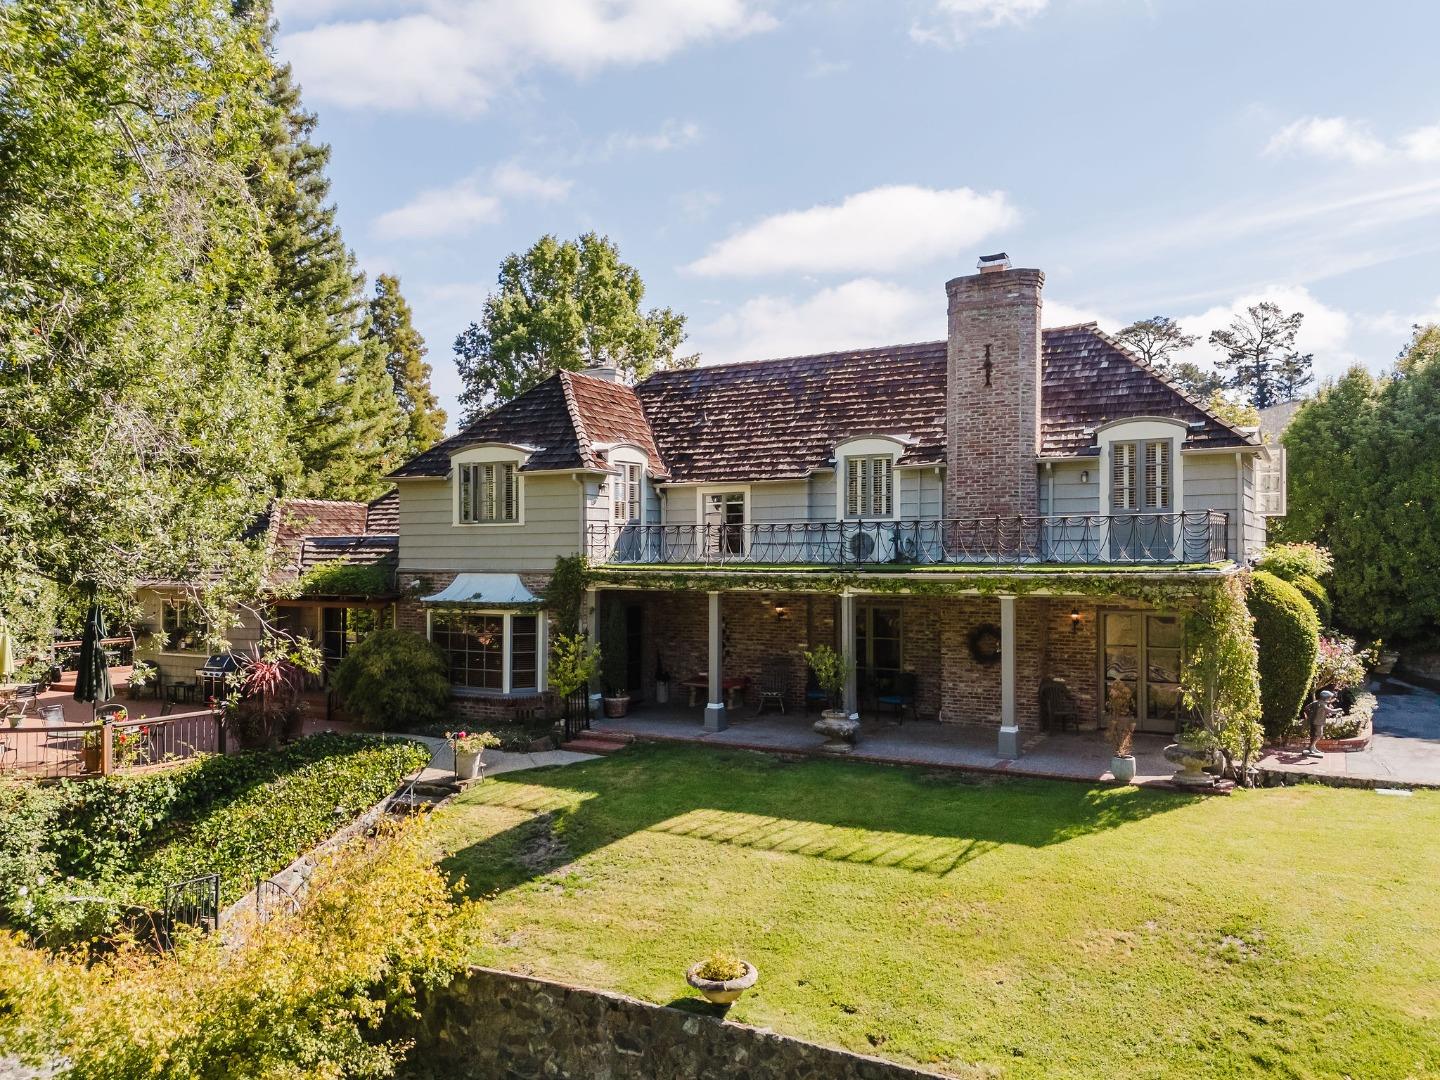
[1109,717,1136,783]
[112,720,150,769]
[81,727,104,773]
[447,729,501,781]
[804,645,858,752]
[126,660,156,699]
[685,951,758,1006]
[600,603,631,718]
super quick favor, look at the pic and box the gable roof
[389,370,664,479]
[389,324,1257,483]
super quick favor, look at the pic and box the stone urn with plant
[1108,716,1137,783]
[804,645,858,752]
[447,729,501,781]
[686,951,758,1005]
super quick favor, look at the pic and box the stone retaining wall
[397,966,950,1080]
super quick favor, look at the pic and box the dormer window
[1112,440,1170,511]
[845,456,894,518]
[612,462,643,523]
[451,446,527,526]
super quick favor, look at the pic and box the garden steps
[559,731,631,755]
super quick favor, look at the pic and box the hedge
[0,734,431,941]
[1247,571,1321,740]
[1290,573,1332,626]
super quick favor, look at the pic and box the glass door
[702,491,746,556]
[1102,612,1186,733]
[855,606,903,701]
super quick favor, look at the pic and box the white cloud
[1400,124,1440,163]
[600,119,701,157]
[278,0,775,114]
[1265,116,1386,165]
[373,162,570,240]
[1043,300,1121,334]
[692,279,941,366]
[687,185,1019,277]
[911,0,1049,46]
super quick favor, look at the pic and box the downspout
[576,473,587,557]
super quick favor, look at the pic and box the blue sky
[273,0,1440,430]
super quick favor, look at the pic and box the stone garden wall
[398,965,950,1080]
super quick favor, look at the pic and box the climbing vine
[1180,575,1264,782]
[543,554,591,636]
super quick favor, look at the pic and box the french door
[1102,612,1185,733]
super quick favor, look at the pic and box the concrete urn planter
[813,709,860,753]
[454,749,485,781]
[602,693,631,719]
[1163,739,1214,789]
[1110,755,1137,783]
[686,961,758,1005]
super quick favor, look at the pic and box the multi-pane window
[702,491,746,554]
[1112,440,1170,511]
[429,611,541,693]
[1256,448,1286,517]
[612,463,643,523]
[844,456,894,518]
[458,462,519,523]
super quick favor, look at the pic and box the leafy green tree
[1167,361,1228,401]
[245,7,406,498]
[1275,327,1440,640]
[1208,301,1314,408]
[454,232,694,424]
[366,273,446,455]
[0,0,287,622]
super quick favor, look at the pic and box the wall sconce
[773,602,790,622]
[1070,608,1082,635]
[1080,470,1090,484]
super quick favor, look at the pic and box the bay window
[429,610,542,694]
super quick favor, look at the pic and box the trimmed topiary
[1256,543,1334,583]
[1247,571,1321,739]
[1289,573,1332,626]
[332,628,451,731]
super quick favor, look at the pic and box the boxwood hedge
[1247,570,1321,739]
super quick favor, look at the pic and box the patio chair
[95,703,128,723]
[876,672,918,723]
[12,683,39,719]
[1040,679,1081,733]
[38,703,66,727]
[754,657,790,716]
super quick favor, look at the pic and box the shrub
[1247,571,1321,739]
[803,645,851,709]
[1315,634,1368,693]
[1256,542,1334,583]
[693,951,748,981]
[599,602,628,695]
[0,819,482,1080]
[1290,574,1332,625]
[332,628,451,731]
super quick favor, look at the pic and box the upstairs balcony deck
[585,511,1230,570]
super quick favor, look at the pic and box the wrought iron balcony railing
[585,512,1230,568]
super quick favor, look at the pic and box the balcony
[585,512,1230,569]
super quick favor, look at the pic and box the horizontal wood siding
[398,475,582,572]
[751,482,810,523]
[1183,453,1241,557]
[1043,462,1098,516]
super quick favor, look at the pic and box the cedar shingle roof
[364,489,399,534]
[388,325,1256,483]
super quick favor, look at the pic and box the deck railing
[585,512,1229,568]
[0,709,222,781]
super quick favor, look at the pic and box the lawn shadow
[439,743,1204,902]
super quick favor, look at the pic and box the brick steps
[559,731,632,755]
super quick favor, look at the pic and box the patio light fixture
[1070,609,1082,634]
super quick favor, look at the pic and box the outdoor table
[681,674,748,710]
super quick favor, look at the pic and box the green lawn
[429,744,1440,1079]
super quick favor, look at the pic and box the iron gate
[161,873,220,948]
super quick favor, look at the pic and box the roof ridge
[643,339,948,379]
[555,371,597,469]
[1083,324,1260,445]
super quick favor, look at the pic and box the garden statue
[1304,689,1338,760]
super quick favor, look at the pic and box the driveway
[1258,680,1440,788]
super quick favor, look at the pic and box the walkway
[593,707,1177,786]
[1257,680,1440,789]
[394,732,599,786]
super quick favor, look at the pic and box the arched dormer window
[606,445,649,525]
[835,436,906,521]
[451,445,528,526]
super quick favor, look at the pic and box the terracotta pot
[83,745,102,773]
[686,960,757,1005]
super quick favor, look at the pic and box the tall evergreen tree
[242,3,406,499]
[1208,301,1314,409]
[366,273,446,456]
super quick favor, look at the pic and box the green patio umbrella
[74,602,114,717]
[0,616,13,681]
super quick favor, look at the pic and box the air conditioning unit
[848,527,895,564]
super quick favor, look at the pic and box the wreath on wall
[968,623,1002,666]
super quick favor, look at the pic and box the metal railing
[0,708,223,781]
[585,512,1229,568]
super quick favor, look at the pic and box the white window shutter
[1112,443,1135,510]
[502,464,517,521]
[459,465,473,523]
[879,458,893,516]
[846,459,861,517]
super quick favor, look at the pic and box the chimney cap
[977,252,1011,273]
[584,364,619,383]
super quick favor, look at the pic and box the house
[387,256,1283,755]
[134,493,400,696]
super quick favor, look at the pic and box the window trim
[450,446,527,527]
[1096,418,1187,520]
[834,437,905,521]
[425,608,547,696]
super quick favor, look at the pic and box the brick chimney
[944,254,1044,517]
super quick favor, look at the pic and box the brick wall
[944,266,1044,517]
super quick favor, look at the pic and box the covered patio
[591,705,1178,785]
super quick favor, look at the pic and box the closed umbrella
[74,602,114,717]
[0,617,13,681]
